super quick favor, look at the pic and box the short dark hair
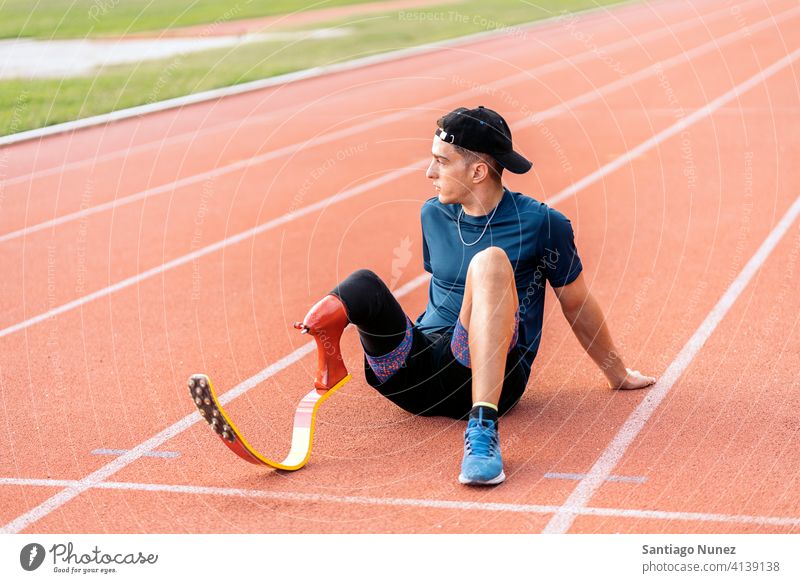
[453,144,504,181]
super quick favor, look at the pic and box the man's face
[425,136,473,204]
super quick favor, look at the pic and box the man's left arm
[553,273,656,390]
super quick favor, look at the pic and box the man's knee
[330,268,393,324]
[350,268,384,287]
[468,246,513,282]
[337,269,389,296]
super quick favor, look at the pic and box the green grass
[0,0,629,136]
[0,0,382,39]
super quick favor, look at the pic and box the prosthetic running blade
[188,372,351,470]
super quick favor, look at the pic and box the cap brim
[494,149,532,174]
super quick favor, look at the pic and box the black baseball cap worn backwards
[435,105,532,174]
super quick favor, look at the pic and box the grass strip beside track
[0,0,379,39]
[0,0,627,136]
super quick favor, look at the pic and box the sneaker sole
[458,470,506,486]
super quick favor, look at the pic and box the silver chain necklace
[457,201,500,247]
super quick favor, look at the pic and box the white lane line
[0,119,416,244]
[90,448,181,458]
[1,476,798,528]
[547,42,800,206]
[0,7,788,339]
[0,0,778,243]
[544,193,800,534]
[0,0,748,188]
[2,13,795,533]
[0,0,650,148]
[543,472,647,484]
[0,272,430,534]
[0,165,418,340]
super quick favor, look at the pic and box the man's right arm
[553,273,657,390]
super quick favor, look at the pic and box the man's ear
[471,159,490,183]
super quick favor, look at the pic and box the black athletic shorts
[331,269,529,420]
[362,324,529,419]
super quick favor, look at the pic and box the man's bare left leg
[456,246,518,486]
[458,246,519,407]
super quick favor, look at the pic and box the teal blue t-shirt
[415,187,583,380]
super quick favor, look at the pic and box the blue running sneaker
[459,411,505,485]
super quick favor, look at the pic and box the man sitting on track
[295,106,657,486]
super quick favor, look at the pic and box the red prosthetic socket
[293,294,350,392]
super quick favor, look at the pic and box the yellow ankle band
[473,401,498,411]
